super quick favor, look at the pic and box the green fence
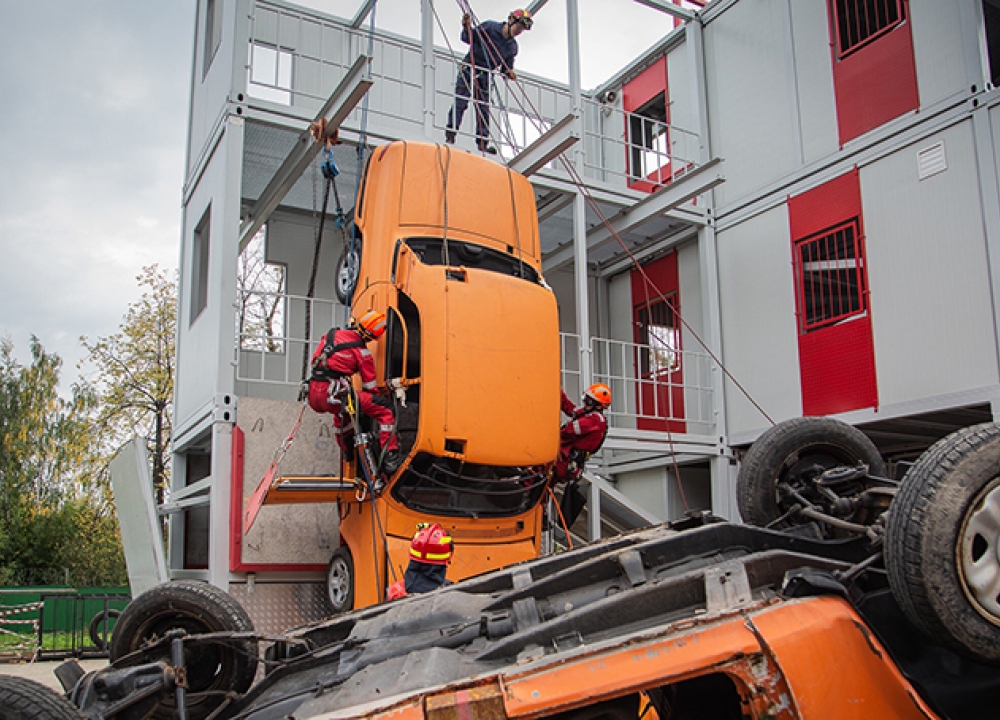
[1,587,131,658]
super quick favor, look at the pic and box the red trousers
[308,380,398,452]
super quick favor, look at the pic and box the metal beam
[351,0,376,28]
[536,191,574,223]
[525,0,549,16]
[543,157,725,272]
[509,113,579,177]
[239,55,373,252]
[634,0,695,22]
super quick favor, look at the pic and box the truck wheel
[326,546,355,614]
[0,676,84,720]
[737,417,886,536]
[886,422,1000,665]
[109,580,258,719]
[336,239,362,304]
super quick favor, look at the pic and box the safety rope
[547,486,574,550]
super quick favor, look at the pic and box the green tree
[82,265,177,502]
[0,337,120,585]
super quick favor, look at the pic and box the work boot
[382,449,402,476]
[445,129,456,144]
[476,139,498,155]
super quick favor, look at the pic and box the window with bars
[636,297,680,374]
[794,220,868,333]
[628,93,671,185]
[832,0,905,58]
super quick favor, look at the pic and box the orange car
[247,140,561,612]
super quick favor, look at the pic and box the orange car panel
[750,597,937,719]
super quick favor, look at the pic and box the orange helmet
[355,310,386,340]
[585,382,612,409]
[508,8,533,29]
[409,522,453,566]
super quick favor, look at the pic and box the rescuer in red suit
[552,383,611,528]
[386,522,454,601]
[307,310,400,474]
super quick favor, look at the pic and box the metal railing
[234,307,715,435]
[561,332,715,431]
[244,1,702,193]
[236,290,341,386]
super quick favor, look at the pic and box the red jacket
[560,390,607,455]
[311,328,377,391]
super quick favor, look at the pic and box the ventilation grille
[917,141,947,180]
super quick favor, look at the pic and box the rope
[301,172,334,383]
[547,486,574,550]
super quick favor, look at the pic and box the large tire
[0,676,84,720]
[326,546,355,614]
[109,580,258,719]
[737,417,886,535]
[886,422,1000,665]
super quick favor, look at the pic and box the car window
[404,237,540,284]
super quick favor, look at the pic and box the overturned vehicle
[12,419,1000,719]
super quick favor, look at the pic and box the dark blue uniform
[446,20,519,146]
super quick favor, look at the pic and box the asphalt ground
[0,658,107,691]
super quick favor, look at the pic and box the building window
[191,207,211,325]
[248,43,294,105]
[203,0,223,79]
[237,226,286,353]
[636,296,680,374]
[985,1,1000,87]
[628,93,671,186]
[832,0,905,58]
[793,220,867,333]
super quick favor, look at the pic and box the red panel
[799,316,878,416]
[631,253,686,433]
[623,57,671,194]
[622,57,667,113]
[789,170,878,415]
[229,425,328,573]
[831,9,919,145]
[788,168,861,239]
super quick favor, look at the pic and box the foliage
[238,227,286,353]
[0,337,126,587]
[82,265,177,502]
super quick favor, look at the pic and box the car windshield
[403,237,540,283]
[391,453,548,517]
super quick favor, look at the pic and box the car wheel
[0,676,85,720]
[336,239,362,304]
[886,422,1000,665]
[326,546,355,614]
[109,580,258,719]
[737,417,886,537]
[88,608,121,651]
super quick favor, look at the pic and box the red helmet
[409,522,453,565]
[508,8,533,29]
[355,310,386,340]
[585,382,612,409]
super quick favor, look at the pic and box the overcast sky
[0,0,677,385]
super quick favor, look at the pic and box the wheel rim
[960,475,1000,626]
[338,250,360,298]
[328,557,350,608]
[129,613,230,699]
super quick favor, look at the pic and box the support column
[567,0,591,390]
[421,0,436,137]
[687,16,735,518]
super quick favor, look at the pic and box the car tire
[737,416,886,534]
[0,676,85,720]
[88,608,121,652]
[886,422,1000,665]
[336,238,362,304]
[109,580,258,719]
[326,546,355,614]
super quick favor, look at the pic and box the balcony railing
[234,293,716,435]
[245,0,703,193]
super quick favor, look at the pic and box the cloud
[0,1,194,378]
